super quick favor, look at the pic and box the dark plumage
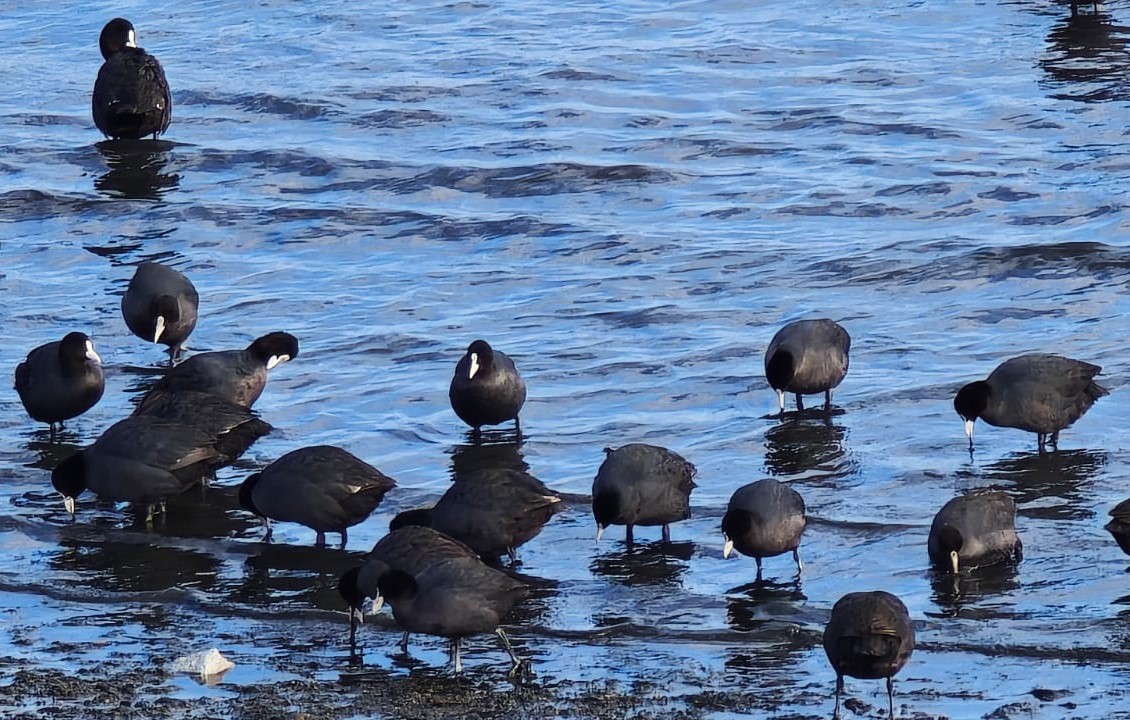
[927,489,1022,573]
[50,415,225,522]
[134,390,270,463]
[374,555,527,673]
[1105,498,1130,556]
[135,331,298,411]
[954,353,1108,452]
[238,445,396,548]
[764,319,851,413]
[823,591,915,719]
[592,443,696,545]
[390,468,564,563]
[14,332,105,435]
[721,478,806,577]
[339,526,481,649]
[92,18,171,140]
[91,19,170,140]
[449,339,526,436]
[121,262,198,358]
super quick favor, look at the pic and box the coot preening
[927,489,1022,573]
[823,590,915,719]
[238,445,396,548]
[338,526,481,650]
[92,18,172,140]
[1105,498,1130,556]
[390,468,563,563]
[374,554,527,674]
[51,415,226,523]
[135,331,298,411]
[592,443,696,546]
[14,332,105,436]
[721,478,806,577]
[764,319,850,413]
[954,353,1107,453]
[121,262,198,359]
[449,339,526,437]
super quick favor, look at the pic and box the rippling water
[3,0,1130,717]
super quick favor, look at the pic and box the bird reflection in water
[589,540,694,587]
[725,578,806,633]
[448,433,528,478]
[1042,5,1130,102]
[94,139,180,199]
[982,449,1106,522]
[929,563,1022,616]
[764,410,848,478]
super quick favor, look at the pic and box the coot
[238,445,395,548]
[449,339,526,436]
[721,478,806,577]
[764,319,850,413]
[121,262,198,359]
[92,18,172,140]
[927,489,1022,573]
[1105,498,1130,556]
[954,353,1107,452]
[823,590,915,719]
[592,443,696,545]
[14,332,105,436]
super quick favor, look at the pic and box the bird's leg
[626,524,634,548]
[49,423,59,442]
[833,674,844,719]
[662,524,671,543]
[507,546,518,564]
[339,529,348,550]
[793,548,804,574]
[496,628,523,675]
[1037,433,1047,454]
[1050,431,1060,451]
[263,517,273,543]
[886,676,895,719]
[514,416,522,440]
[451,637,463,674]
[315,531,326,548]
[399,631,410,654]
[824,389,832,411]
[795,393,805,411]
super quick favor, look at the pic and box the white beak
[595,525,605,543]
[63,495,76,515]
[468,353,480,379]
[266,354,290,370]
[963,418,975,441]
[776,389,785,412]
[723,537,734,559]
[368,595,385,615]
[85,341,102,364]
[950,550,960,574]
[153,315,167,343]
[126,29,137,48]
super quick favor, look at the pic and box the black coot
[374,554,527,674]
[135,331,298,411]
[338,526,480,649]
[238,445,396,548]
[449,339,526,436]
[592,443,696,545]
[121,262,198,359]
[134,389,271,463]
[390,468,563,563]
[51,415,225,523]
[927,489,1022,573]
[764,319,851,413]
[823,590,915,719]
[954,353,1107,452]
[721,478,806,577]
[14,332,105,436]
[92,18,172,140]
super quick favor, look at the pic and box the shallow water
[3,0,1130,717]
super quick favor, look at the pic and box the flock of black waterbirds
[13,14,1128,719]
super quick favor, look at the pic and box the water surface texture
[3,0,1130,718]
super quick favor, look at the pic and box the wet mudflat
[3,0,1130,718]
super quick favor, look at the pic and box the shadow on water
[22,435,84,471]
[725,579,807,633]
[94,140,181,200]
[448,436,528,478]
[929,564,1022,618]
[589,540,694,587]
[48,533,222,594]
[1041,7,1130,102]
[763,411,848,477]
[238,541,361,611]
[981,449,1106,520]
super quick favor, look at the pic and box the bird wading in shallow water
[953,353,1107,453]
[764,319,850,414]
[14,332,105,438]
[449,339,526,439]
[92,18,172,140]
